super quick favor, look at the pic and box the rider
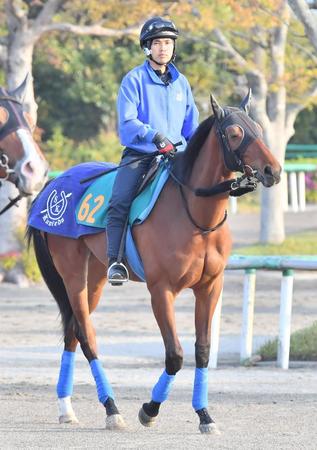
[106,16,199,285]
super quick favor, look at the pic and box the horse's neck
[185,129,232,227]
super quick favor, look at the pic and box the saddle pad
[28,161,170,281]
[76,164,167,228]
[28,162,116,238]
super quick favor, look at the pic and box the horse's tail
[26,226,73,339]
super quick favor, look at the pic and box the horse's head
[0,76,48,196]
[210,90,281,187]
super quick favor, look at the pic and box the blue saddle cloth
[28,161,170,281]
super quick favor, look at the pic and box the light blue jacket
[117,60,199,153]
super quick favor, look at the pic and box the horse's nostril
[264,165,273,176]
[22,161,34,176]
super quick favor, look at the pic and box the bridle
[215,106,262,173]
[167,107,261,233]
[0,91,33,214]
[0,152,15,181]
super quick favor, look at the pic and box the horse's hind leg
[56,252,105,424]
[57,324,79,424]
[48,236,125,430]
[139,287,182,427]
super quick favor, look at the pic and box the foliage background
[1,1,317,171]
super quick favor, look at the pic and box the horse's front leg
[139,286,183,427]
[193,276,223,435]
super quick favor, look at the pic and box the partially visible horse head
[0,75,48,196]
[210,89,281,187]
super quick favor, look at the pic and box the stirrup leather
[107,262,129,285]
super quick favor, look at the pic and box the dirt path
[0,207,316,448]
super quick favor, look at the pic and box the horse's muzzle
[257,165,281,187]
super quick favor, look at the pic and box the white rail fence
[210,256,317,370]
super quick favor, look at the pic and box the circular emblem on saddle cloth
[40,189,72,226]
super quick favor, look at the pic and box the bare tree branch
[292,41,317,64]
[288,0,317,53]
[285,81,317,140]
[33,0,66,28]
[230,30,268,49]
[5,0,28,26]
[33,21,141,40]
[212,29,249,68]
[185,33,228,52]
[212,29,268,93]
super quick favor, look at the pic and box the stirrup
[107,262,129,286]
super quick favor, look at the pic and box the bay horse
[0,76,48,212]
[26,91,281,433]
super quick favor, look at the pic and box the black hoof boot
[104,397,126,430]
[196,408,220,434]
[107,261,129,286]
[138,401,160,427]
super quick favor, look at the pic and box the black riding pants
[106,148,154,260]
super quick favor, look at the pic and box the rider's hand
[152,133,175,154]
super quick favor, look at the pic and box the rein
[179,184,228,234]
[0,194,22,216]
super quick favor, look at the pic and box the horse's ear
[239,88,252,114]
[210,94,225,121]
[8,73,29,104]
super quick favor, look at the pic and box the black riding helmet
[140,17,179,63]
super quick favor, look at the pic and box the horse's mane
[175,115,215,180]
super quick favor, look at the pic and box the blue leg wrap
[90,359,114,404]
[152,370,175,403]
[192,367,208,411]
[56,350,75,398]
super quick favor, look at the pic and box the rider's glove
[152,133,175,154]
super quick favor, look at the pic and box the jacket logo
[176,92,183,102]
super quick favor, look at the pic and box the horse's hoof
[199,422,221,435]
[106,414,127,430]
[138,407,156,427]
[59,413,79,424]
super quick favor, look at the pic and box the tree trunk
[259,123,286,243]
[6,31,37,121]
[1,34,36,256]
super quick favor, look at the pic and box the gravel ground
[0,207,316,449]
